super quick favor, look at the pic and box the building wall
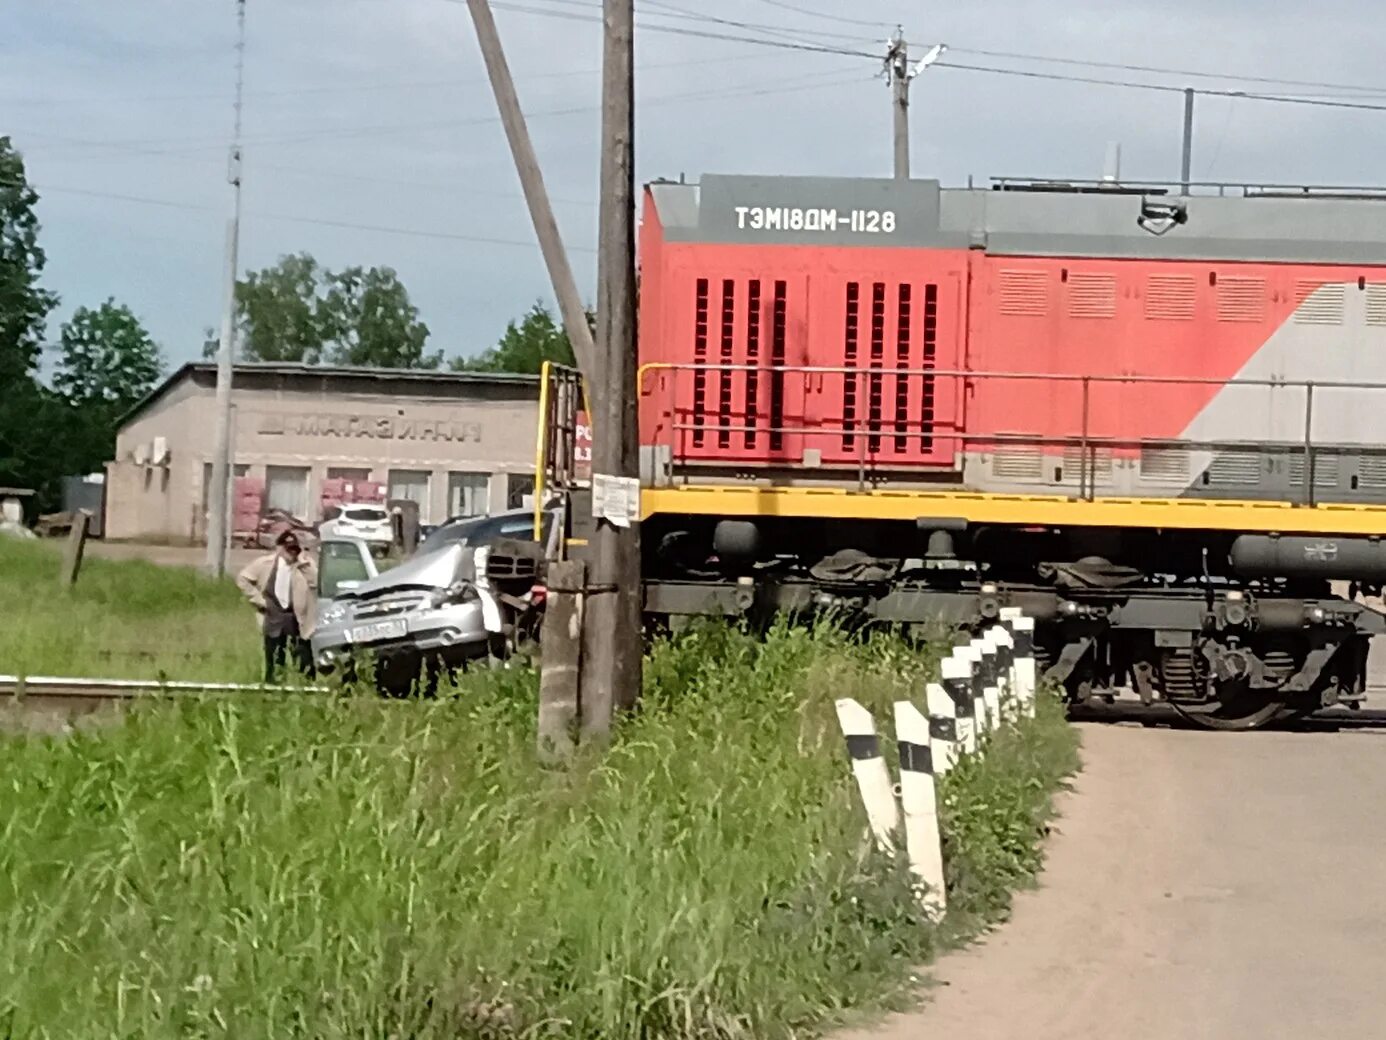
[107,372,541,542]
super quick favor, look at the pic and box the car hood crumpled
[345,543,477,599]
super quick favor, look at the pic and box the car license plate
[346,619,407,644]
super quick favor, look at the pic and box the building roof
[647,173,1386,265]
[121,361,541,427]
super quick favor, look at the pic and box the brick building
[106,362,540,542]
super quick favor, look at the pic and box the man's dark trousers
[262,578,314,683]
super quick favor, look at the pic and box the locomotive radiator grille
[893,284,912,453]
[744,279,762,450]
[769,280,787,452]
[921,283,939,453]
[692,278,709,448]
[841,282,860,452]
[718,279,735,449]
[869,282,886,454]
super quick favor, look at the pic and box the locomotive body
[631,174,1386,727]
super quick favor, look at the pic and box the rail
[636,363,1386,506]
[0,675,327,715]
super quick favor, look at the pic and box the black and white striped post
[967,637,991,735]
[894,700,948,920]
[942,651,977,755]
[1007,613,1038,716]
[925,673,960,773]
[834,698,901,853]
[980,630,1003,730]
[988,623,1016,723]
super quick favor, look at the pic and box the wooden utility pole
[580,0,642,739]
[465,0,597,381]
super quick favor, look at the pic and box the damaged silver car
[312,514,555,693]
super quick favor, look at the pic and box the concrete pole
[891,33,910,180]
[1181,87,1195,195]
[465,0,596,381]
[205,0,246,577]
[580,0,643,739]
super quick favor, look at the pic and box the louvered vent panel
[1207,452,1263,486]
[1139,447,1191,483]
[1366,285,1386,327]
[998,270,1049,317]
[1067,272,1117,319]
[1061,445,1113,483]
[1359,455,1386,489]
[1216,277,1266,323]
[1288,453,1341,488]
[992,444,1044,482]
[1145,275,1197,320]
[1293,281,1346,326]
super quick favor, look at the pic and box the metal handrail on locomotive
[557,171,1386,730]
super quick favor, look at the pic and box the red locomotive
[629,173,1386,728]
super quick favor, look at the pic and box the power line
[22,181,597,252]
[935,60,1386,113]
[749,0,891,30]
[0,50,776,110]
[950,46,1386,98]
[476,0,877,57]
[638,0,868,46]
[13,64,866,157]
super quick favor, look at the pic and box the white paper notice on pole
[591,473,640,528]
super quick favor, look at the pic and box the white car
[319,503,392,549]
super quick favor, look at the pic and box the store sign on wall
[259,413,483,442]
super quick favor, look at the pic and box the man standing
[236,529,318,683]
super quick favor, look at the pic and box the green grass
[0,539,259,681]
[0,617,1078,1039]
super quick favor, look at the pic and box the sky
[5,0,1386,372]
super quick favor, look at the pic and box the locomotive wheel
[1169,685,1286,731]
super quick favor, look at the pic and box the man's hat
[275,529,301,549]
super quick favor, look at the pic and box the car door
[317,538,379,603]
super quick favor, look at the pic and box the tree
[452,300,588,374]
[321,265,438,369]
[53,300,164,410]
[235,252,329,363]
[0,136,57,382]
[222,254,437,369]
[0,136,61,503]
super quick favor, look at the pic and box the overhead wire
[474,0,877,57]
[934,59,1386,113]
[949,46,1386,98]
[749,0,893,30]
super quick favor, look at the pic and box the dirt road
[843,713,1386,1040]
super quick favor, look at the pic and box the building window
[265,465,310,519]
[447,471,489,519]
[390,468,433,523]
[200,462,250,511]
[507,472,536,510]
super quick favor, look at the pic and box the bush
[0,621,1076,1038]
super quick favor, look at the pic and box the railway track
[0,675,326,717]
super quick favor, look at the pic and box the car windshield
[417,512,551,555]
[319,540,374,599]
[344,507,387,522]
